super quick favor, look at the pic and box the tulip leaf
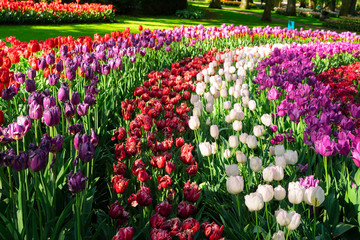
[334,223,355,237]
[51,198,75,240]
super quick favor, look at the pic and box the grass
[0,1,332,42]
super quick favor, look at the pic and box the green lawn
[0,1,308,42]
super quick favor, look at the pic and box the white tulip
[223,101,231,110]
[287,211,301,230]
[228,86,235,96]
[199,142,212,157]
[303,186,325,207]
[206,118,211,125]
[239,133,248,144]
[190,94,199,105]
[226,164,240,176]
[284,150,298,165]
[188,116,200,130]
[261,114,272,126]
[192,107,201,117]
[223,149,231,159]
[236,151,247,163]
[249,100,256,111]
[274,145,285,156]
[229,135,239,148]
[269,146,275,156]
[257,184,274,202]
[275,209,290,226]
[205,103,214,113]
[275,156,287,169]
[225,115,232,123]
[210,125,219,139]
[246,135,258,149]
[226,176,244,194]
[262,166,274,182]
[272,230,285,240]
[288,182,304,205]
[233,120,243,131]
[193,100,203,110]
[220,89,228,98]
[245,192,264,212]
[253,125,265,137]
[274,185,286,201]
[250,157,262,172]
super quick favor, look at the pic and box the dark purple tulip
[48,74,60,86]
[64,102,76,118]
[3,148,16,166]
[84,94,96,106]
[90,129,99,147]
[68,124,83,135]
[17,116,31,134]
[28,148,48,172]
[130,56,136,63]
[55,60,64,73]
[8,123,25,140]
[65,66,76,81]
[287,107,300,123]
[82,45,89,53]
[78,141,95,163]
[270,125,278,132]
[351,104,360,119]
[341,117,355,131]
[51,135,64,153]
[77,103,89,116]
[29,102,43,120]
[60,44,68,54]
[12,151,28,171]
[74,132,82,151]
[85,84,99,96]
[58,83,69,102]
[25,79,36,93]
[314,135,336,157]
[38,58,47,70]
[1,87,16,101]
[140,48,146,57]
[71,92,81,105]
[28,91,44,105]
[90,60,100,73]
[14,72,26,84]
[46,53,55,65]
[43,96,56,109]
[115,58,123,71]
[42,106,61,127]
[67,170,87,194]
[101,64,110,75]
[39,134,52,152]
[27,68,36,80]
[296,163,308,173]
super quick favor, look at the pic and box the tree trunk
[209,0,221,8]
[299,0,306,8]
[349,0,357,15]
[286,0,296,16]
[240,0,250,9]
[329,0,336,11]
[309,0,317,10]
[339,0,351,16]
[273,0,281,8]
[262,0,273,22]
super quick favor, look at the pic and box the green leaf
[50,198,75,240]
[334,223,355,237]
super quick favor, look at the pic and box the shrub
[176,6,206,19]
[324,18,360,32]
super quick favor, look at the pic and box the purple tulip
[28,148,48,172]
[51,135,64,153]
[351,104,360,119]
[56,60,64,73]
[270,125,278,132]
[46,53,55,65]
[71,92,81,105]
[336,131,350,155]
[130,56,136,63]
[77,103,89,116]
[29,102,43,120]
[68,124,83,135]
[14,72,26,84]
[27,68,36,80]
[84,94,96,106]
[65,66,76,81]
[90,129,99,147]
[12,151,28,171]
[78,141,95,163]
[67,170,87,194]
[74,132,82,151]
[351,142,360,167]
[17,116,31,134]
[64,102,76,118]
[101,64,110,75]
[3,148,16,166]
[38,58,47,70]
[28,91,44,105]
[85,84,100,97]
[314,135,336,157]
[267,88,280,100]
[299,175,319,189]
[8,123,25,141]
[48,74,60,86]
[296,163,308,173]
[287,106,300,123]
[58,83,69,102]
[43,96,56,109]
[42,106,61,127]
[1,86,16,101]
[25,79,36,93]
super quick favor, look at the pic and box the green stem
[324,156,329,194]
[255,211,260,240]
[313,205,316,240]
[76,194,82,240]
[207,156,213,181]
[286,228,290,240]
[265,202,271,233]
[34,174,43,233]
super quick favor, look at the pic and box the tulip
[226,176,244,194]
[177,201,196,219]
[109,200,125,219]
[67,170,87,194]
[287,211,301,230]
[246,135,258,149]
[225,164,239,176]
[284,150,298,165]
[288,181,304,204]
[232,120,243,131]
[42,106,61,127]
[253,125,265,137]
[262,166,274,182]
[14,72,25,84]
[274,185,286,201]
[223,101,231,110]
[210,125,219,139]
[248,100,256,110]
[275,156,287,169]
[155,200,172,217]
[17,116,31,134]
[244,192,264,212]
[27,68,36,80]
[136,186,152,206]
[8,123,25,141]
[272,230,285,240]
[28,148,48,172]
[188,116,200,130]
[261,114,272,126]
[257,184,273,202]
[275,209,290,226]
[223,149,231,159]
[303,186,325,207]
[183,181,201,203]
[71,92,81,105]
[269,146,275,155]
[157,175,172,190]
[113,227,133,240]
[239,133,248,144]
[270,125,278,132]
[77,103,89,116]
[111,175,129,193]
[199,142,212,157]
[201,222,224,240]
[274,145,285,156]
[229,135,239,148]
[58,83,69,102]
[250,157,262,172]
[236,151,247,163]
[25,79,36,92]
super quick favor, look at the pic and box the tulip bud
[274,185,286,201]
[188,116,200,130]
[287,211,301,230]
[223,149,231,159]
[71,92,81,105]
[274,145,285,156]
[248,100,256,111]
[239,133,248,144]
[250,157,262,172]
[199,142,212,157]
[261,114,272,126]
[58,83,69,102]
[25,79,36,93]
[272,230,285,240]
[67,170,87,194]
[236,151,247,163]
[244,192,264,212]
[284,150,298,165]
[288,181,304,205]
[226,176,244,194]
[210,125,219,139]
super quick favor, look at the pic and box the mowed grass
[0,1,290,42]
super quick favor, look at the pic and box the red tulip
[157,175,172,190]
[150,155,166,169]
[183,181,201,203]
[175,137,185,148]
[111,175,129,193]
[186,162,198,176]
[136,186,152,206]
[150,228,171,240]
[115,143,126,160]
[149,213,165,228]
[177,201,196,219]
[132,159,146,176]
[180,143,194,165]
[165,161,176,174]
[113,160,127,175]
[155,200,172,217]
[200,222,224,240]
[0,110,4,126]
[112,227,133,240]
[137,170,150,182]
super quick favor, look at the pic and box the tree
[329,0,336,11]
[209,0,221,8]
[299,0,306,8]
[240,0,250,9]
[261,0,273,22]
[309,0,317,10]
[339,0,351,16]
[349,0,357,15]
[274,0,281,8]
[286,0,296,16]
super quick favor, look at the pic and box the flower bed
[0,0,115,24]
[1,25,360,239]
